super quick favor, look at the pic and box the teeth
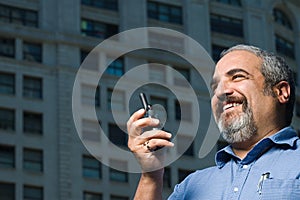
[223,103,241,111]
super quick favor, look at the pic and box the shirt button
[233,187,239,192]
[242,165,248,169]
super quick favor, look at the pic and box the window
[212,44,227,62]
[23,185,43,200]
[23,148,43,172]
[0,37,14,58]
[81,119,101,141]
[109,160,128,182]
[83,191,102,200]
[0,145,15,168]
[80,50,89,63]
[177,135,194,156]
[0,4,38,27]
[273,8,292,30]
[81,19,118,39]
[23,76,43,99]
[210,14,243,37]
[82,155,102,179]
[81,84,100,107]
[109,168,128,182]
[178,169,193,183]
[0,182,15,200]
[275,35,295,59]
[173,67,190,87]
[23,42,42,62]
[175,101,192,121]
[0,72,15,95]
[163,167,171,188]
[108,123,127,147]
[214,0,241,6]
[81,0,118,11]
[0,108,15,131]
[110,195,129,200]
[147,1,182,25]
[105,57,124,76]
[107,88,125,111]
[23,112,43,134]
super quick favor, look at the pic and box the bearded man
[127,44,300,199]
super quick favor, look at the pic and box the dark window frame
[0,72,15,95]
[147,1,183,25]
[0,182,15,200]
[0,4,38,27]
[23,76,43,99]
[23,148,43,172]
[83,191,102,200]
[82,155,102,179]
[0,37,15,58]
[0,145,15,168]
[105,57,125,76]
[81,0,118,11]
[23,111,43,135]
[23,185,43,200]
[109,167,128,182]
[273,8,293,30]
[275,35,295,59]
[108,123,127,147]
[23,42,42,63]
[210,14,244,37]
[0,108,15,131]
[81,18,118,39]
[214,0,242,7]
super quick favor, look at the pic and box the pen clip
[257,172,270,195]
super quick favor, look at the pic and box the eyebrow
[226,68,250,76]
[210,68,251,89]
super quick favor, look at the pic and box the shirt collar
[215,126,298,168]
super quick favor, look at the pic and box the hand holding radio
[127,93,174,171]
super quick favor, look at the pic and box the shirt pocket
[260,179,300,200]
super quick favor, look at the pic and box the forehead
[214,50,263,76]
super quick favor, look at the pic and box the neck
[231,125,285,159]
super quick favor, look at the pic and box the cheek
[211,97,219,118]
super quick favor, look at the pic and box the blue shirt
[168,127,300,200]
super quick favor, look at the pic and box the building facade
[0,0,300,199]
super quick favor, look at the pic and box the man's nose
[214,81,234,100]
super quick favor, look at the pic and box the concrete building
[0,0,299,199]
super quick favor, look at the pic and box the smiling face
[211,50,278,144]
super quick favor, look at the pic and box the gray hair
[220,44,295,125]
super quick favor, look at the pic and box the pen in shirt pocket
[257,172,270,195]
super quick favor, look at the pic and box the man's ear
[273,81,290,104]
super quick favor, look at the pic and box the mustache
[216,96,247,115]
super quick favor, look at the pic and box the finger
[132,117,160,130]
[127,108,145,128]
[144,138,174,152]
[128,118,160,137]
[127,109,147,137]
[139,130,172,141]
[128,130,172,152]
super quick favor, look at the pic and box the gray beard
[217,103,257,144]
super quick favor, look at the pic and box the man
[127,44,300,199]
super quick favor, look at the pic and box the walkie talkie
[139,93,155,119]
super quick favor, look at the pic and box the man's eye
[232,74,245,80]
